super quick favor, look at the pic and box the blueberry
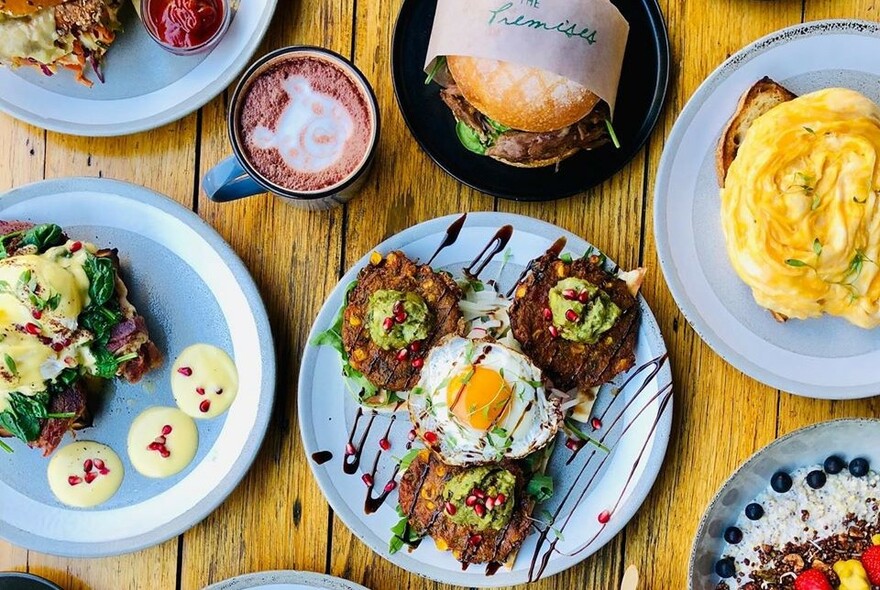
[806,469,826,489]
[850,457,870,478]
[771,471,793,493]
[745,503,764,521]
[715,557,736,578]
[824,455,845,475]
[724,526,743,544]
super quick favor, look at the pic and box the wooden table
[1,1,878,588]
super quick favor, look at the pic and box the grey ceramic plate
[689,418,880,589]
[0,177,274,557]
[0,572,62,590]
[204,571,370,590]
[0,0,276,136]
[299,213,673,586]
[654,20,880,399]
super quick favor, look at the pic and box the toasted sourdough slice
[716,76,797,186]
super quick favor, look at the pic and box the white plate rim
[297,212,673,587]
[0,0,277,137]
[0,176,275,556]
[653,18,880,400]
[203,570,371,590]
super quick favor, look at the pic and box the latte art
[251,76,355,174]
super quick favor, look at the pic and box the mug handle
[202,155,265,202]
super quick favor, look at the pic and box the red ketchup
[148,0,224,49]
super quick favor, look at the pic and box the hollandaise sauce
[721,88,880,328]
[47,441,124,508]
[128,406,198,478]
[171,344,238,419]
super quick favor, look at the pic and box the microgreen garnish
[394,447,422,471]
[0,439,11,453]
[785,259,809,268]
[605,119,621,149]
[389,504,423,554]
[526,473,554,503]
[559,253,573,264]
[3,354,17,376]
[424,56,447,85]
[812,239,822,257]
[564,417,610,453]
[803,126,815,134]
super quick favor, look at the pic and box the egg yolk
[446,366,512,431]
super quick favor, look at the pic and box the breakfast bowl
[690,418,880,589]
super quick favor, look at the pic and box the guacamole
[366,289,432,350]
[549,277,620,344]
[444,466,515,531]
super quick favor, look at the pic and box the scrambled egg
[0,242,98,410]
[721,88,880,328]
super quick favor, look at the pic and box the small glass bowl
[140,0,232,56]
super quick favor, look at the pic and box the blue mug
[203,46,380,210]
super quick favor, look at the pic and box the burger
[0,0,122,86]
[431,55,619,168]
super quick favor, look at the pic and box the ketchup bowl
[140,0,232,56]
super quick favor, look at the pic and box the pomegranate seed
[68,475,82,486]
[396,348,409,361]
[84,471,97,484]
[69,241,82,253]
[578,290,591,304]
[495,493,506,505]
[31,309,41,320]
[154,436,167,445]
[424,431,438,444]
[392,300,404,314]
[409,341,422,353]
[474,504,486,518]
[196,387,206,395]
[345,443,356,456]
[24,322,40,335]
[473,488,485,499]
[407,429,417,442]
[99,468,109,475]
[469,534,483,545]
[486,497,495,511]
[565,309,579,322]
[394,311,408,323]
[148,442,162,451]
[384,481,397,493]
[562,288,577,300]
[177,366,193,377]
[199,399,211,413]
[83,459,93,472]
[565,438,583,451]
[542,307,553,321]
[162,425,173,436]
[160,448,171,458]
[51,342,64,352]
[411,357,424,369]
[598,510,611,524]
[93,459,105,469]
[445,502,457,515]
[591,417,603,430]
[379,438,391,451]
[465,495,477,507]
[382,317,394,332]
[548,325,559,338]
[361,473,374,487]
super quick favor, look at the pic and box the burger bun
[448,55,601,133]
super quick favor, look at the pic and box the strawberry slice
[861,545,880,585]
[794,569,832,590]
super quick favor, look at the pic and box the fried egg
[722,88,880,328]
[408,336,562,465]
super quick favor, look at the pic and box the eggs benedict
[0,221,161,455]
[720,86,880,328]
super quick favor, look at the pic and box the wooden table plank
[625,1,806,588]
[181,2,353,588]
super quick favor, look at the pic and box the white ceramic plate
[654,19,880,400]
[299,213,673,587]
[204,571,370,590]
[0,0,276,136]
[0,177,274,556]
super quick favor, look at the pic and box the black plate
[391,0,670,201]
[0,573,62,590]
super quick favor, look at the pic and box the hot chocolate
[238,54,375,193]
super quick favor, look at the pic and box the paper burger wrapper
[424,0,629,114]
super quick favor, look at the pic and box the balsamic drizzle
[505,236,567,298]
[343,408,377,475]
[465,225,514,279]
[426,213,468,266]
[311,450,333,465]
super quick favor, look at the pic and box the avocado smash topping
[443,466,515,532]
[366,289,432,351]
[548,277,621,344]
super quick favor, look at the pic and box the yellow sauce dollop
[721,88,880,328]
